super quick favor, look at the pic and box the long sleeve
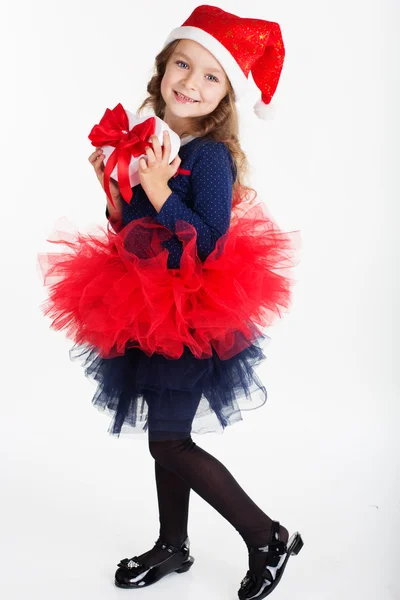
[154,142,234,261]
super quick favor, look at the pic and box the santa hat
[163,4,285,120]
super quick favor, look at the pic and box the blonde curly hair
[137,40,256,209]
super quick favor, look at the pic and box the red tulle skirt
[37,197,301,361]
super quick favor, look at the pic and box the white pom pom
[254,99,276,120]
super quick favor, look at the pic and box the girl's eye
[206,74,219,82]
[176,60,189,69]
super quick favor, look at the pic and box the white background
[1,0,399,598]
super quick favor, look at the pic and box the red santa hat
[162,4,285,120]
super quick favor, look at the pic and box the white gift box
[102,112,181,190]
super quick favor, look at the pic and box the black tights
[134,435,288,575]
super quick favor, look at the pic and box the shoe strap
[247,521,287,556]
[154,536,189,554]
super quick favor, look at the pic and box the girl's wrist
[146,185,172,213]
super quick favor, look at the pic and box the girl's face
[161,39,228,134]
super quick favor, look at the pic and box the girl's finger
[168,154,181,176]
[89,149,103,163]
[92,156,104,170]
[145,146,156,164]
[162,131,171,163]
[151,135,162,161]
[171,154,181,167]
[138,157,148,171]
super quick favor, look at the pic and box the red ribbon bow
[88,103,156,208]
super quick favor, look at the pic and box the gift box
[88,103,181,208]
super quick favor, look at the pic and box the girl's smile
[173,90,200,103]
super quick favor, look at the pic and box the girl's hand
[88,147,122,206]
[138,132,181,197]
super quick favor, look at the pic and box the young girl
[38,5,303,598]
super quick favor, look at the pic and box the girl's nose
[183,74,198,89]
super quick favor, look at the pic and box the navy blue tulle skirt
[69,333,270,440]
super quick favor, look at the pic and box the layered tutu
[37,196,301,436]
[68,339,270,437]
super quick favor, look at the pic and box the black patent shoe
[238,521,304,599]
[114,536,194,589]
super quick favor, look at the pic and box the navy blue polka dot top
[106,136,237,269]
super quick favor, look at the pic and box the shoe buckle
[248,540,287,556]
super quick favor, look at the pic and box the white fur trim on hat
[163,26,248,101]
[253,99,276,120]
